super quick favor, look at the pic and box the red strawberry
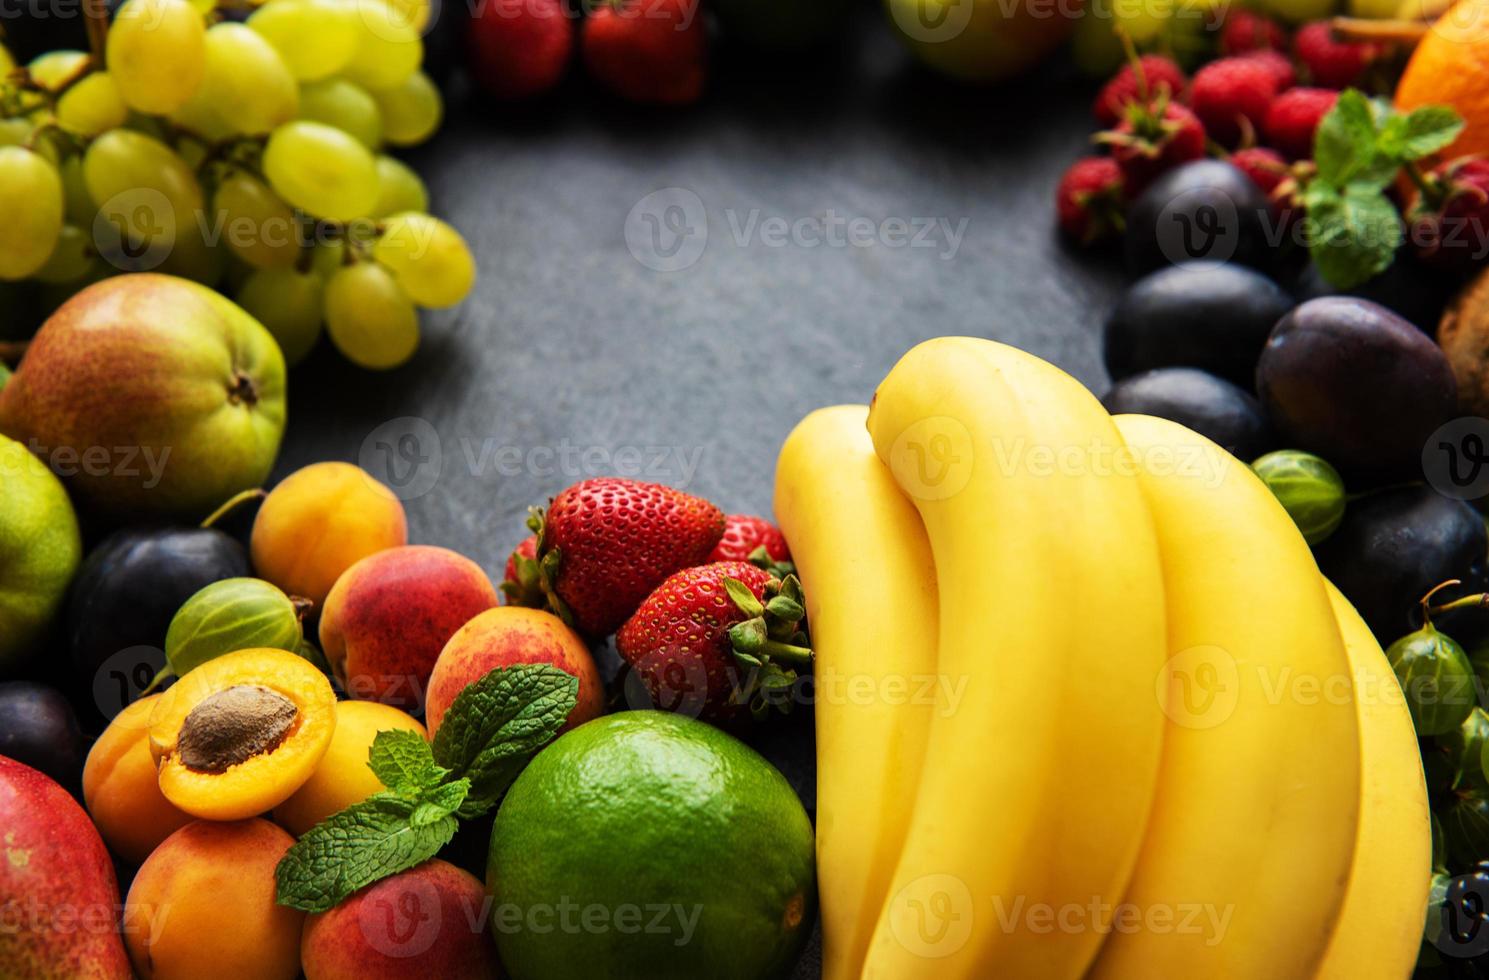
[1055,156,1125,244]
[1242,49,1297,91]
[515,477,725,638]
[708,514,791,564]
[582,0,706,105]
[1293,21,1378,90]
[1190,56,1281,148]
[1092,55,1188,128]
[1231,145,1309,229]
[1264,87,1338,160]
[467,0,574,101]
[1219,10,1288,56]
[617,561,812,721]
[1409,158,1489,271]
[499,534,540,606]
[1098,99,1207,196]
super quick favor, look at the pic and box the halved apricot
[149,647,336,820]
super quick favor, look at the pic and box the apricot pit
[150,647,336,820]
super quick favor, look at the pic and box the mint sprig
[275,664,578,912]
[1304,90,1465,289]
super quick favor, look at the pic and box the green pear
[0,432,81,669]
[884,0,1077,82]
[0,273,287,525]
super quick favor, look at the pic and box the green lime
[487,711,815,980]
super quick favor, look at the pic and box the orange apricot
[82,695,194,865]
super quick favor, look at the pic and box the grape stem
[83,0,109,71]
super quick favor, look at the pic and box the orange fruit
[1396,0,1489,161]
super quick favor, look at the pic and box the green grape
[0,117,32,148]
[297,78,382,149]
[237,266,324,365]
[262,120,379,221]
[59,155,95,226]
[170,87,236,143]
[56,72,128,136]
[248,0,359,82]
[211,169,301,270]
[108,0,208,114]
[83,129,204,272]
[324,260,419,369]
[1387,623,1475,736]
[0,146,64,280]
[0,44,12,76]
[371,155,427,217]
[373,70,440,147]
[27,50,88,92]
[33,224,96,283]
[1250,450,1347,546]
[187,0,216,13]
[309,238,349,278]
[373,211,475,308]
[342,0,423,92]
[200,23,299,136]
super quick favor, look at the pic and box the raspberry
[1231,146,1289,197]
[1220,10,1289,55]
[1242,49,1297,91]
[1092,55,1189,127]
[1100,100,1208,195]
[1190,56,1281,148]
[1055,157,1125,244]
[1294,21,1378,89]
[1264,87,1338,160]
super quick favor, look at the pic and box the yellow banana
[1090,414,1361,979]
[863,338,1168,979]
[1315,580,1432,980]
[773,405,940,980]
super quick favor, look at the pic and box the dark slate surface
[273,11,1129,976]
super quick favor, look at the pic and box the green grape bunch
[0,0,474,371]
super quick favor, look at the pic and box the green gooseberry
[1250,450,1346,546]
[1441,785,1489,870]
[1433,812,1448,875]
[1421,870,1451,961]
[1387,623,1476,737]
[1442,707,1489,792]
[164,577,305,679]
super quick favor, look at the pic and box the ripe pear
[0,432,81,670]
[0,274,287,525]
[884,0,1077,82]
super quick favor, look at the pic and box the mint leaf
[275,793,456,912]
[1387,105,1465,162]
[1314,89,1378,186]
[367,729,449,797]
[410,778,471,828]
[1309,186,1402,289]
[431,663,578,817]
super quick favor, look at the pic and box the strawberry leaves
[726,573,813,721]
[1304,89,1465,288]
[275,664,577,913]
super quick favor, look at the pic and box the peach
[250,462,407,608]
[124,819,302,980]
[320,545,499,709]
[82,695,194,866]
[0,756,132,979]
[425,607,605,739]
[274,700,426,837]
[301,859,500,980]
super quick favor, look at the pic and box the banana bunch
[774,336,1431,980]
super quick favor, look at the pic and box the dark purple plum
[1102,368,1272,461]
[0,682,87,794]
[1289,258,1460,336]
[67,526,249,726]
[1125,161,1277,276]
[1256,297,1458,481]
[1104,262,1293,388]
[1315,485,1488,645]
